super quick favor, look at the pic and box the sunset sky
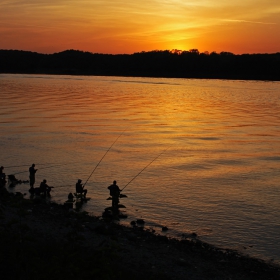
[1,0,280,55]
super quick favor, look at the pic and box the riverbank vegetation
[0,49,280,81]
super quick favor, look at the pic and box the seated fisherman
[68,192,75,201]
[8,174,20,187]
[39,179,53,196]
[75,179,87,197]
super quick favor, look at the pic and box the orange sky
[0,0,279,54]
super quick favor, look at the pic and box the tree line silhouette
[0,49,279,80]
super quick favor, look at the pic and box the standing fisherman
[108,180,120,213]
[29,164,37,188]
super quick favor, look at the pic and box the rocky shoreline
[0,187,280,280]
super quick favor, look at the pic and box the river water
[1,74,280,263]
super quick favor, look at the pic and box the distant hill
[0,49,280,80]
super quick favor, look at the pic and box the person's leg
[112,196,118,212]
[30,177,35,187]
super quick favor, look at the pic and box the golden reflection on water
[1,74,280,263]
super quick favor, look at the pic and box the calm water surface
[1,74,280,263]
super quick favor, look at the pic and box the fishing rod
[11,162,76,175]
[4,162,68,169]
[31,129,126,190]
[7,129,126,187]
[121,146,170,192]
[83,129,126,188]
[7,158,99,175]
[5,164,31,169]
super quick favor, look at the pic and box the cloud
[221,19,277,25]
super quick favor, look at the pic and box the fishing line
[83,129,127,187]
[11,170,29,175]
[52,184,73,190]
[121,146,170,192]
[55,184,73,188]
[11,162,78,175]
[37,162,74,171]
[9,158,95,176]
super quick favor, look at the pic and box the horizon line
[1,48,280,56]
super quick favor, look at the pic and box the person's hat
[78,179,82,182]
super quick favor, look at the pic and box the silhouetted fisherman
[40,179,53,197]
[0,166,6,186]
[29,164,37,188]
[76,179,87,197]
[68,192,75,201]
[108,180,120,212]
[7,174,20,187]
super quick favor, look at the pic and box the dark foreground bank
[0,187,279,280]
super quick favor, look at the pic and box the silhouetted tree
[0,49,279,80]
